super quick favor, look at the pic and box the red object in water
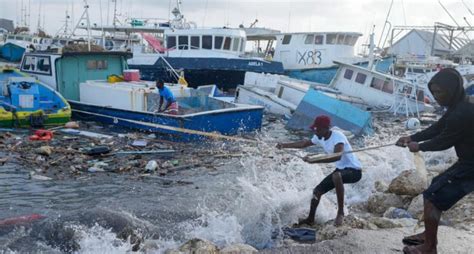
[29,129,53,141]
[123,69,140,81]
[0,214,46,227]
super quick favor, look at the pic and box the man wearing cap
[276,115,362,226]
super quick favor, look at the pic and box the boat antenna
[461,0,474,15]
[71,0,92,51]
[438,0,470,40]
[377,0,394,50]
[37,0,42,34]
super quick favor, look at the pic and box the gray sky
[1,0,473,51]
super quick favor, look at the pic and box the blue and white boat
[19,51,264,141]
[87,1,284,90]
[0,67,71,127]
[248,31,393,84]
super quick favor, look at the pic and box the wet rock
[367,193,405,215]
[36,146,52,156]
[220,243,258,254]
[388,170,427,196]
[374,180,388,193]
[177,238,219,254]
[383,207,412,219]
[368,217,402,229]
[407,194,424,219]
[316,224,350,242]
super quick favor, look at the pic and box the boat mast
[71,0,92,51]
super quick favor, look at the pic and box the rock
[367,193,405,215]
[220,243,258,254]
[383,207,412,219]
[36,146,52,156]
[374,180,388,193]
[407,194,424,219]
[177,238,219,254]
[388,170,427,196]
[316,224,350,242]
[368,217,403,229]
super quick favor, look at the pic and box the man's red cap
[310,115,331,130]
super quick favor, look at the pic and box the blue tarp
[286,89,373,136]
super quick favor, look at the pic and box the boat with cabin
[19,51,264,141]
[85,1,285,90]
[0,66,71,127]
[247,31,393,84]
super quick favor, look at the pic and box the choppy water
[0,116,456,253]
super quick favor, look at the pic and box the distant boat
[19,51,264,141]
[85,2,285,90]
[329,61,433,116]
[246,31,393,84]
[0,67,71,128]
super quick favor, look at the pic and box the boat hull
[286,57,394,85]
[129,57,285,91]
[69,101,263,142]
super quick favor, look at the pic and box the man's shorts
[424,161,474,211]
[314,168,362,195]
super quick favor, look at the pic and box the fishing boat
[329,61,433,116]
[85,1,285,90]
[247,31,393,84]
[19,51,264,141]
[0,67,71,128]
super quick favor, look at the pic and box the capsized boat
[0,67,71,127]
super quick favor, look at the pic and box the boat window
[350,36,358,46]
[214,36,223,49]
[190,36,200,49]
[326,34,337,45]
[178,36,188,50]
[337,34,345,45]
[371,77,393,94]
[16,36,24,41]
[167,36,176,49]
[382,80,394,94]
[370,77,384,90]
[240,38,245,52]
[202,35,212,49]
[416,90,424,101]
[413,68,424,73]
[223,37,232,50]
[314,35,324,45]
[282,35,292,45]
[355,72,367,84]
[36,57,51,73]
[344,69,354,80]
[232,37,239,51]
[22,56,36,71]
[343,35,352,45]
[7,35,14,39]
[305,34,314,44]
[87,60,108,70]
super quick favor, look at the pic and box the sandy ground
[261,226,474,254]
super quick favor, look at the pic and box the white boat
[330,61,433,116]
[235,72,366,116]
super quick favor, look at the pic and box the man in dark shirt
[396,68,474,254]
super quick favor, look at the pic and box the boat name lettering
[248,61,263,67]
[297,50,322,66]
